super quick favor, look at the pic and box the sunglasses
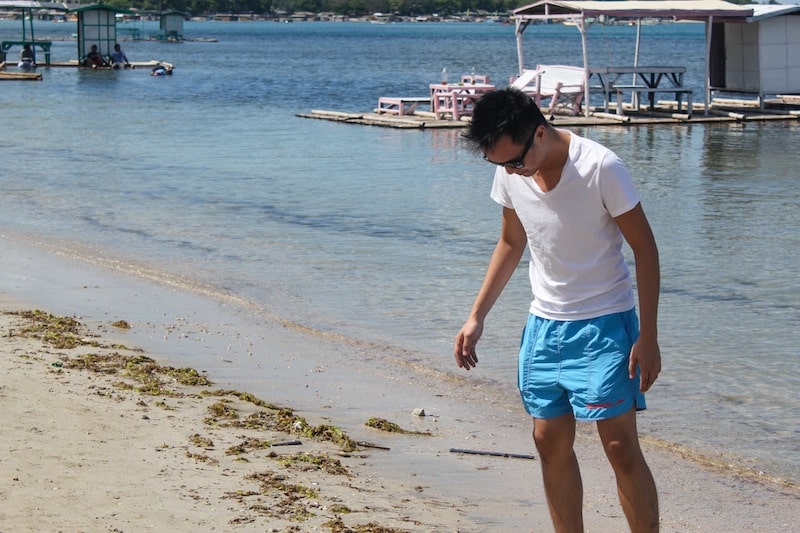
[483,128,536,169]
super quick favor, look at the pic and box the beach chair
[511,65,586,116]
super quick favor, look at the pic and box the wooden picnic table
[1,40,53,65]
[590,66,691,115]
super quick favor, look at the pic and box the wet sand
[0,234,798,531]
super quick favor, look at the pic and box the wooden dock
[299,97,800,129]
[0,61,42,81]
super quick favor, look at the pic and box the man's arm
[615,203,661,392]
[454,207,528,370]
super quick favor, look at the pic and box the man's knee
[602,436,642,470]
[597,412,645,471]
[533,414,576,461]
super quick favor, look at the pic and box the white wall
[725,15,800,95]
[725,21,760,92]
[758,16,800,93]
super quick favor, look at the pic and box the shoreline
[1,234,799,531]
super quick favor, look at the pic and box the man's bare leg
[597,408,659,532]
[533,413,584,533]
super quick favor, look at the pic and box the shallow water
[1,19,798,483]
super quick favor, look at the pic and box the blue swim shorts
[517,309,646,421]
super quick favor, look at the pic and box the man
[85,45,106,68]
[110,43,130,69]
[18,44,35,69]
[454,88,660,532]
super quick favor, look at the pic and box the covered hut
[69,3,130,65]
[511,0,756,115]
[158,10,189,41]
[710,4,800,102]
[0,1,68,64]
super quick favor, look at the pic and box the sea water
[1,19,798,484]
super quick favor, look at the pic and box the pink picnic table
[429,83,496,121]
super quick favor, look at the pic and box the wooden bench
[612,86,693,117]
[377,96,430,116]
[511,64,586,116]
[1,40,52,65]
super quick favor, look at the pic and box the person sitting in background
[85,45,106,68]
[110,43,130,69]
[18,44,35,69]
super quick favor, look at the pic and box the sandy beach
[0,238,799,532]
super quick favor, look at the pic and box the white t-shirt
[490,131,640,321]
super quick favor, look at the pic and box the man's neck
[534,129,570,192]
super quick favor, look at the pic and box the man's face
[483,127,539,176]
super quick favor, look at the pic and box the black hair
[462,88,548,153]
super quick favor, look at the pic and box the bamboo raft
[300,97,800,129]
[0,62,42,81]
[0,60,174,81]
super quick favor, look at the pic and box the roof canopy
[0,1,67,10]
[511,1,759,117]
[747,3,800,23]
[513,0,754,23]
[68,3,131,14]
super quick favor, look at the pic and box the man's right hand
[454,318,482,370]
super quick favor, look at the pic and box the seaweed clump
[365,417,432,436]
[203,391,359,453]
[6,309,94,349]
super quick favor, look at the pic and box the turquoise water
[1,20,798,483]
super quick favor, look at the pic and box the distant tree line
[103,0,759,19]
[104,0,520,17]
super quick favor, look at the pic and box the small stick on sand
[450,448,536,460]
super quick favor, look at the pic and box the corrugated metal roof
[513,1,754,20]
[0,1,67,9]
[747,3,800,22]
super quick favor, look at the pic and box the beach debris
[271,439,302,447]
[322,517,409,532]
[111,320,131,329]
[365,417,432,436]
[188,433,214,448]
[412,407,426,416]
[6,309,91,349]
[355,441,391,450]
[225,437,272,455]
[226,471,317,520]
[201,390,360,452]
[3,309,436,531]
[274,451,349,475]
[450,448,537,460]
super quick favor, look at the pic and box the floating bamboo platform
[0,60,174,81]
[299,97,800,129]
[45,60,174,70]
[0,70,42,80]
[0,61,42,80]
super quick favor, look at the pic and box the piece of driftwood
[356,441,391,450]
[450,448,536,460]
[271,439,302,446]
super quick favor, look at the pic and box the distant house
[290,11,316,21]
[711,4,800,100]
[158,10,188,40]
